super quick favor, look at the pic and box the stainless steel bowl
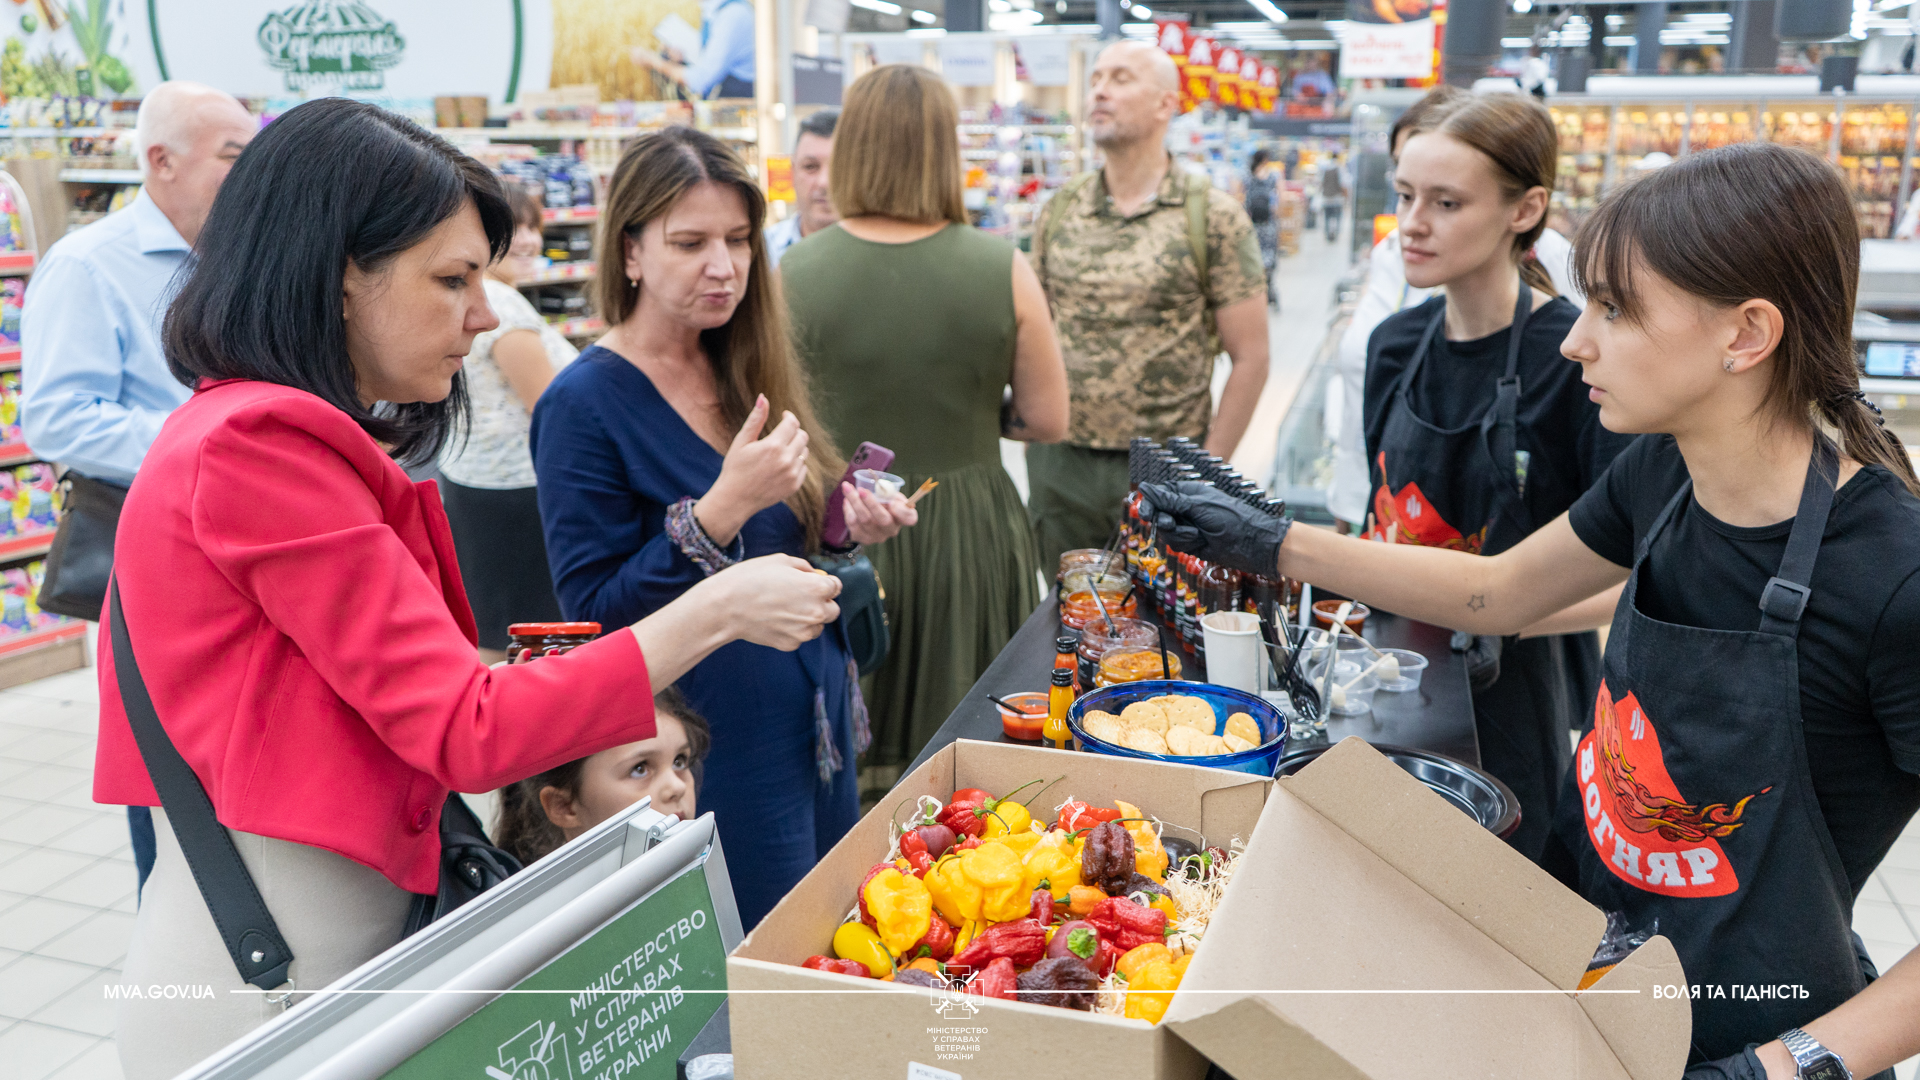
[1274,743,1521,839]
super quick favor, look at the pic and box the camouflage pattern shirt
[1032,166,1265,449]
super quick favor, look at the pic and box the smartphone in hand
[822,442,894,549]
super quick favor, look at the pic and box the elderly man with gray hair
[18,79,254,899]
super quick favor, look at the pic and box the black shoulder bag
[39,473,129,622]
[109,580,521,996]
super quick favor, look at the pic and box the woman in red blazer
[99,99,842,1079]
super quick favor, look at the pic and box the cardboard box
[727,738,1690,1079]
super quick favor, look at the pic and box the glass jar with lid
[506,622,602,664]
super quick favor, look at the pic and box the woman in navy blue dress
[531,128,916,928]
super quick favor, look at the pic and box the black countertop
[907,591,1480,774]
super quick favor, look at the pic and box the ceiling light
[850,0,903,12]
[1132,3,1152,16]
[988,8,1044,26]
[911,8,937,22]
[1512,0,1532,12]
[1246,0,1289,22]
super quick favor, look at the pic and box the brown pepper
[1082,821,1136,896]
[1125,872,1169,899]
[1015,956,1100,1010]
[894,968,947,990]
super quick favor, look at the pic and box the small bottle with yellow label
[1045,667,1075,749]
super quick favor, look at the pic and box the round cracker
[1190,734,1229,757]
[1164,696,1217,735]
[1120,701,1169,734]
[1164,724,1202,756]
[1221,733,1255,754]
[1083,713,1126,745]
[1224,711,1260,746]
[1120,727,1170,755]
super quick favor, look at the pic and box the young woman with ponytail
[1359,89,1636,863]
[1144,141,1920,1077]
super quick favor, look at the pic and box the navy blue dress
[529,345,859,929]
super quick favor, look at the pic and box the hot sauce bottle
[1055,634,1081,692]
[1045,667,1075,750]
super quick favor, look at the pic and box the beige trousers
[117,807,414,1080]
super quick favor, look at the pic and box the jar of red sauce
[1060,569,1135,631]
[506,622,602,664]
[1077,617,1157,687]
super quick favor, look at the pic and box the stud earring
[629,277,638,289]
[1723,358,1735,372]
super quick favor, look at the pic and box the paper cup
[1200,610,1264,695]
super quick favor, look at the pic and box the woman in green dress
[781,64,1070,788]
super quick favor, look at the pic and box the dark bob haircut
[164,97,513,466]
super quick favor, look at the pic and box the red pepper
[855,861,894,928]
[954,836,983,851]
[1093,937,1124,978]
[1029,888,1055,926]
[1087,897,1169,953]
[963,955,1017,999]
[950,918,1047,970]
[899,832,933,877]
[802,955,870,977]
[1056,799,1123,833]
[914,915,956,961]
[936,798,986,838]
[951,787,993,806]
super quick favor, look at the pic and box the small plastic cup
[1058,548,1125,583]
[1326,670,1379,715]
[1312,599,1370,632]
[854,469,906,500]
[993,691,1050,741]
[1373,648,1428,692]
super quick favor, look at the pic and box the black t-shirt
[1570,435,1920,899]
[1364,295,1634,553]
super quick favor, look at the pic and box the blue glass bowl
[1067,680,1288,776]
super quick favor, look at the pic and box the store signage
[381,868,728,1080]
[1213,44,1242,109]
[1014,36,1071,87]
[793,53,843,104]
[1153,17,1195,111]
[256,1,407,92]
[1256,59,1278,112]
[1338,18,1436,79]
[938,34,997,87]
[1183,34,1215,110]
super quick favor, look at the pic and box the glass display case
[1548,103,1612,216]
[1614,103,1686,172]
[1763,102,1835,154]
[1685,103,1759,151]
[1840,102,1911,239]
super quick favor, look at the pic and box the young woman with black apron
[1362,90,1631,862]
[1144,143,1920,1078]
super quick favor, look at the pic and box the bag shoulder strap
[110,580,296,991]
[1185,173,1222,357]
[1037,170,1100,279]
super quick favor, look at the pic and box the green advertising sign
[385,868,727,1080]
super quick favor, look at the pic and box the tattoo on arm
[1001,408,1028,436]
[1466,594,1487,612]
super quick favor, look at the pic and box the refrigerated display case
[1614,103,1687,173]
[1549,102,1612,213]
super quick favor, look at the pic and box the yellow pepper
[864,868,934,956]
[992,828,1043,859]
[1067,884,1105,917]
[980,799,1032,837]
[953,918,981,956]
[1148,893,1178,923]
[1123,958,1183,1024]
[925,854,977,927]
[1116,942,1175,982]
[832,921,894,978]
[1114,800,1170,880]
[1171,953,1193,978]
[964,842,1032,923]
[1022,832,1082,896]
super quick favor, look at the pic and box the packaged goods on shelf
[1,371,21,443]
[0,278,20,346]
[0,462,59,539]
[1,559,76,640]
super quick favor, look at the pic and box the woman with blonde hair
[781,64,1069,785]
[531,126,915,927]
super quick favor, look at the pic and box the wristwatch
[1779,1028,1852,1080]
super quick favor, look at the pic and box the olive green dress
[782,223,1042,780]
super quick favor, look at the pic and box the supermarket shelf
[59,168,141,184]
[0,621,89,691]
[960,124,1076,134]
[551,316,605,338]
[0,529,55,563]
[0,127,120,137]
[435,126,643,140]
[707,126,757,142]
[514,262,596,287]
[0,342,19,370]
[0,250,34,276]
[542,205,599,225]
[0,441,36,467]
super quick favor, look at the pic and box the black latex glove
[1682,1046,1766,1080]
[1138,481,1290,579]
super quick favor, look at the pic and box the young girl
[1362,89,1634,862]
[1146,142,1920,1076]
[494,687,712,865]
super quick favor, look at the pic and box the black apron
[1555,440,1871,1065]
[1363,280,1577,861]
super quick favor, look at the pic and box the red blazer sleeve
[191,400,656,792]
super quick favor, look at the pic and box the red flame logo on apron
[1576,682,1772,898]
[1366,453,1489,552]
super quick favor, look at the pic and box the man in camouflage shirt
[1028,41,1270,568]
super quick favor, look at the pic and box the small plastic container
[1312,599,1370,632]
[1374,648,1429,692]
[1298,627,1373,673]
[1058,548,1126,584]
[1096,645,1181,686]
[853,469,905,500]
[1325,670,1380,715]
[994,691,1050,742]
[1076,617,1158,687]
[506,622,601,664]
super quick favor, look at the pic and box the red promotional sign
[1154,17,1195,112]
[1257,60,1279,112]
[1241,53,1265,112]
[1214,44,1242,108]
[1184,34,1216,110]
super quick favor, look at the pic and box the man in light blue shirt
[21,81,255,482]
[630,0,757,98]
[765,109,838,268]
[19,80,254,901]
